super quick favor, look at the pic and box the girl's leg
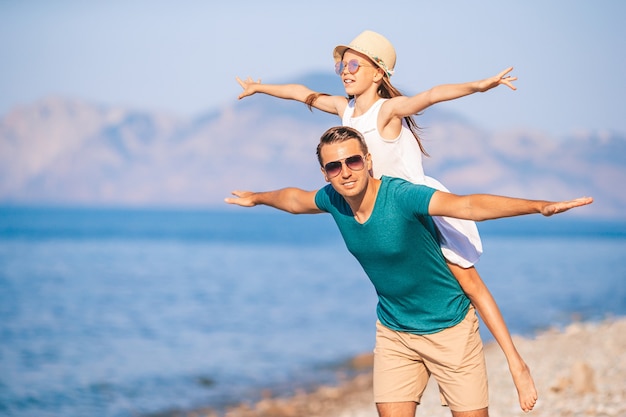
[447,263,538,412]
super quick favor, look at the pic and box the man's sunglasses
[323,155,365,178]
[334,59,373,75]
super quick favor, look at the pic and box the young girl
[236,30,537,412]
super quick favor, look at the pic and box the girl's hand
[236,76,262,99]
[478,67,518,92]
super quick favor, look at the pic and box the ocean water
[0,207,625,417]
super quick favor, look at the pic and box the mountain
[1,73,624,218]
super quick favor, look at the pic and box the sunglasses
[323,155,365,178]
[334,59,373,75]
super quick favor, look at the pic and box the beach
[192,317,626,417]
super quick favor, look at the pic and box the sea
[1,206,625,417]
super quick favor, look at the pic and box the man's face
[319,139,372,199]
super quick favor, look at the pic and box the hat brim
[333,45,349,62]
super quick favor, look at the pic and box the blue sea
[1,207,625,417]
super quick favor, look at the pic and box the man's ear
[321,167,330,183]
[366,153,373,174]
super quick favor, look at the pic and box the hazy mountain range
[1,73,624,219]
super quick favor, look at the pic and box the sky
[1,0,625,137]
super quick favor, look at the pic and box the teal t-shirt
[315,176,471,334]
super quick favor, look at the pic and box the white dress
[342,98,483,267]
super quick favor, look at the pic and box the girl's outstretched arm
[236,76,347,115]
[385,67,517,119]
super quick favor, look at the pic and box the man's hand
[224,190,257,207]
[541,197,594,216]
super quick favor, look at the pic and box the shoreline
[156,317,626,417]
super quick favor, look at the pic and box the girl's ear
[372,68,385,83]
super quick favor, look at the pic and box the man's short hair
[316,126,369,166]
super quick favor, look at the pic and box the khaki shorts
[373,306,488,412]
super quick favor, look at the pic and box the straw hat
[333,30,396,77]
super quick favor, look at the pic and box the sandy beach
[181,317,626,417]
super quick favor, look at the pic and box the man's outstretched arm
[225,188,322,215]
[429,192,593,221]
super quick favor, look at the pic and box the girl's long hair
[378,77,428,156]
[305,77,428,157]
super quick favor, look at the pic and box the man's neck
[346,177,381,224]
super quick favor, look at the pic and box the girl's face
[337,50,383,96]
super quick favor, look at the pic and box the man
[224,126,592,417]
